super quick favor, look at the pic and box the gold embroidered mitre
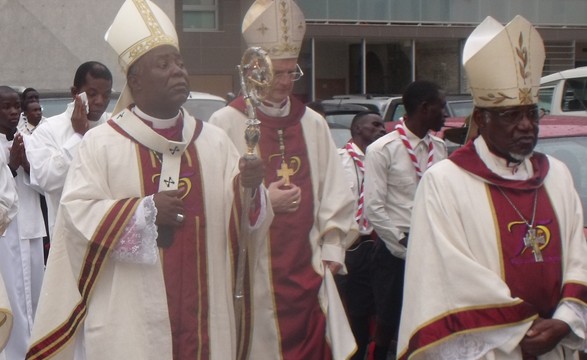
[105,0,178,72]
[463,15,545,108]
[242,0,306,60]
[105,0,179,114]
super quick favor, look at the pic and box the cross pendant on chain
[276,161,294,186]
[523,227,545,262]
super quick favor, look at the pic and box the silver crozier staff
[234,46,273,336]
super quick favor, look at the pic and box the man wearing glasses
[210,0,358,359]
[397,16,587,360]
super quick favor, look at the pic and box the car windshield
[40,96,118,118]
[328,127,351,148]
[325,113,356,128]
[182,98,226,122]
[535,136,587,226]
[448,100,474,117]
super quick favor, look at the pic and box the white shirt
[364,126,447,258]
[338,142,373,236]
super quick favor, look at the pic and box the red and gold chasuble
[231,97,333,360]
[112,117,213,359]
[451,142,562,318]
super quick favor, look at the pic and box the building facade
[177,0,587,102]
[2,0,586,101]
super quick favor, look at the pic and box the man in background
[338,111,386,360]
[365,80,447,360]
[0,86,45,360]
[24,61,113,236]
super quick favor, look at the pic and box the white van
[539,67,587,116]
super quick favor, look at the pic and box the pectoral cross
[277,161,294,186]
[524,227,545,262]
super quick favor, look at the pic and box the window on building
[182,0,217,31]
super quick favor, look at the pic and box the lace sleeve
[111,195,159,265]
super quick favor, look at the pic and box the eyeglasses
[273,64,304,82]
[482,106,542,125]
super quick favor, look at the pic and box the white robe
[0,137,45,360]
[398,139,587,360]
[210,101,358,360]
[24,103,109,236]
[27,109,270,360]
[0,148,16,358]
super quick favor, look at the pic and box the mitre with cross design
[242,0,306,60]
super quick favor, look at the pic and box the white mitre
[105,0,179,113]
[242,0,306,60]
[463,15,545,108]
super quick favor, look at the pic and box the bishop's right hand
[153,190,185,228]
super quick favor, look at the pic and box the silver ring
[175,213,184,223]
[292,200,298,205]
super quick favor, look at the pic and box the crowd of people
[0,0,586,360]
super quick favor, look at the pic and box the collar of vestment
[449,137,549,190]
[229,95,306,129]
[260,98,291,117]
[111,105,198,192]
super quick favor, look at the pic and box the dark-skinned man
[337,111,386,360]
[25,62,113,237]
[398,16,587,360]
[364,80,447,360]
[26,1,270,360]
[0,86,46,360]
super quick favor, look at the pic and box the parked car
[316,102,370,148]
[322,94,401,118]
[321,102,371,128]
[328,122,351,148]
[383,94,473,124]
[539,66,587,116]
[39,90,226,122]
[182,91,227,121]
[534,117,587,230]
[39,91,119,118]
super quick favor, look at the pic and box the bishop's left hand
[520,318,571,356]
[239,156,265,188]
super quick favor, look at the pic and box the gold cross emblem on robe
[524,228,545,262]
[277,161,294,186]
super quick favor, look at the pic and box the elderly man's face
[266,58,298,104]
[475,104,540,161]
[130,45,190,117]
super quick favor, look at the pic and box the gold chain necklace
[496,187,545,262]
[276,129,293,185]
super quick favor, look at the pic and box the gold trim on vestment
[399,299,536,360]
